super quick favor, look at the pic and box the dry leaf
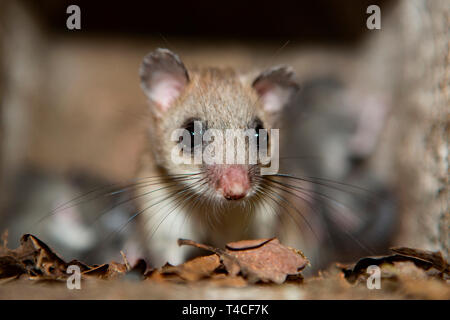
[339,247,450,283]
[178,238,309,284]
[0,234,67,279]
[0,234,133,281]
[390,247,450,274]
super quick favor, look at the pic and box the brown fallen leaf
[0,256,26,279]
[178,238,309,284]
[82,262,128,279]
[0,234,68,279]
[149,255,221,282]
[208,274,248,287]
[390,247,450,274]
[339,247,450,283]
[175,254,221,281]
[147,263,185,283]
[0,234,137,282]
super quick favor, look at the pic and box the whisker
[148,180,208,240]
[83,177,203,260]
[253,187,285,231]
[256,183,320,242]
[52,173,200,211]
[181,179,210,232]
[262,176,375,255]
[260,177,333,237]
[268,173,376,198]
[264,177,362,226]
[165,177,209,232]
[139,178,207,230]
[91,176,203,224]
[34,173,202,226]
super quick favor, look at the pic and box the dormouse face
[140,48,298,202]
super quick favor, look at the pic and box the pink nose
[218,166,250,200]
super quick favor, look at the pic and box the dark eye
[254,118,266,150]
[181,119,203,151]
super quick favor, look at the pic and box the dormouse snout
[210,165,251,200]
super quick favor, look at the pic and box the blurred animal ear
[252,66,299,113]
[139,48,189,112]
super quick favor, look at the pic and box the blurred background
[0,0,447,271]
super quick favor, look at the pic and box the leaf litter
[0,233,449,299]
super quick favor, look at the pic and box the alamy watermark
[366,265,381,289]
[66,5,81,30]
[366,5,381,30]
[170,121,279,175]
[66,264,81,289]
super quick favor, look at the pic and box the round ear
[139,48,189,113]
[252,66,299,113]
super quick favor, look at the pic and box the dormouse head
[140,48,298,201]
